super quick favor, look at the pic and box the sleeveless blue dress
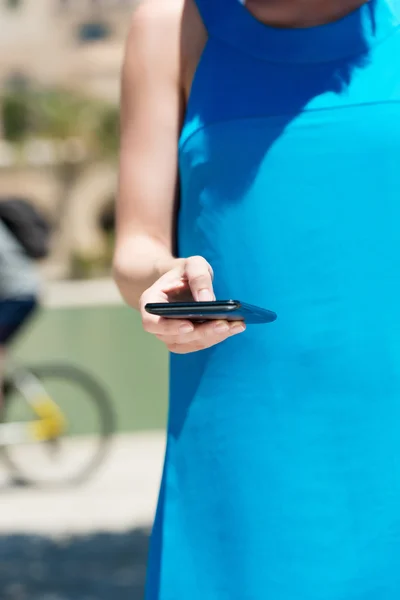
[146,1,400,598]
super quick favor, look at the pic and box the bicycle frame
[0,362,67,446]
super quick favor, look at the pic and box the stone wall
[0,160,117,277]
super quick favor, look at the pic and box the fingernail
[180,324,194,334]
[198,289,213,302]
[215,321,229,333]
[231,324,246,334]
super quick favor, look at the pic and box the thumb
[184,256,215,302]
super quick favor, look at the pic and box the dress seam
[204,23,400,67]
[179,98,400,153]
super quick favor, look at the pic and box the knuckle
[167,320,184,334]
[189,273,210,287]
[186,256,212,273]
[204,324,220,338]
[187,255,206,265]
[157,324,172,337]
[164,326,182,339]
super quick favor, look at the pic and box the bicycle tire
[1,363,115,487]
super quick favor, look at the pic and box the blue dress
[146,1,400,598]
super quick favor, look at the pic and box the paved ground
[0,432,165,600]
[4,280,167,598]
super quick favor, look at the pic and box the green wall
[13,305,168,433]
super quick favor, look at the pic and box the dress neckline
[211,0,400,63]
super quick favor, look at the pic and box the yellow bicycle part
[28,396,67,441]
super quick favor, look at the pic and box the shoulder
[130,0,184,30]
[124,0,205,84]
[126,0,185,59]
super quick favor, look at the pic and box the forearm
[113,234,183,309]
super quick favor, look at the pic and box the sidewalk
[0,431,165,534]
[0,432,165,600]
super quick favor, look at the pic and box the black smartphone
[145,300,277,325]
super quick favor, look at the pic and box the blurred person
[0,206,42,404]
[114,0,400,598]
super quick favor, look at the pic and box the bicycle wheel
[1,364,115,487]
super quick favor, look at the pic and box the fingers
[139,281,189,335]
[143,315,195,336]
[156,320,246,354]
[140,293,193,336]
[139,255,244,355]
[140,255,216,338]
[150,255,215,300]
[184,256,215,302]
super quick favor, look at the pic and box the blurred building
[0,0,136,278]
[0,0,133,102]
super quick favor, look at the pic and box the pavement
[0,431,166,600]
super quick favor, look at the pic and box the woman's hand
[140,256,245,354]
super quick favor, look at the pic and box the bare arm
[114,0,244,352]
[113,0,185,309]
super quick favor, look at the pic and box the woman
[114,0,400,598]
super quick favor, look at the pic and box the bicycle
[0,360,115,487]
